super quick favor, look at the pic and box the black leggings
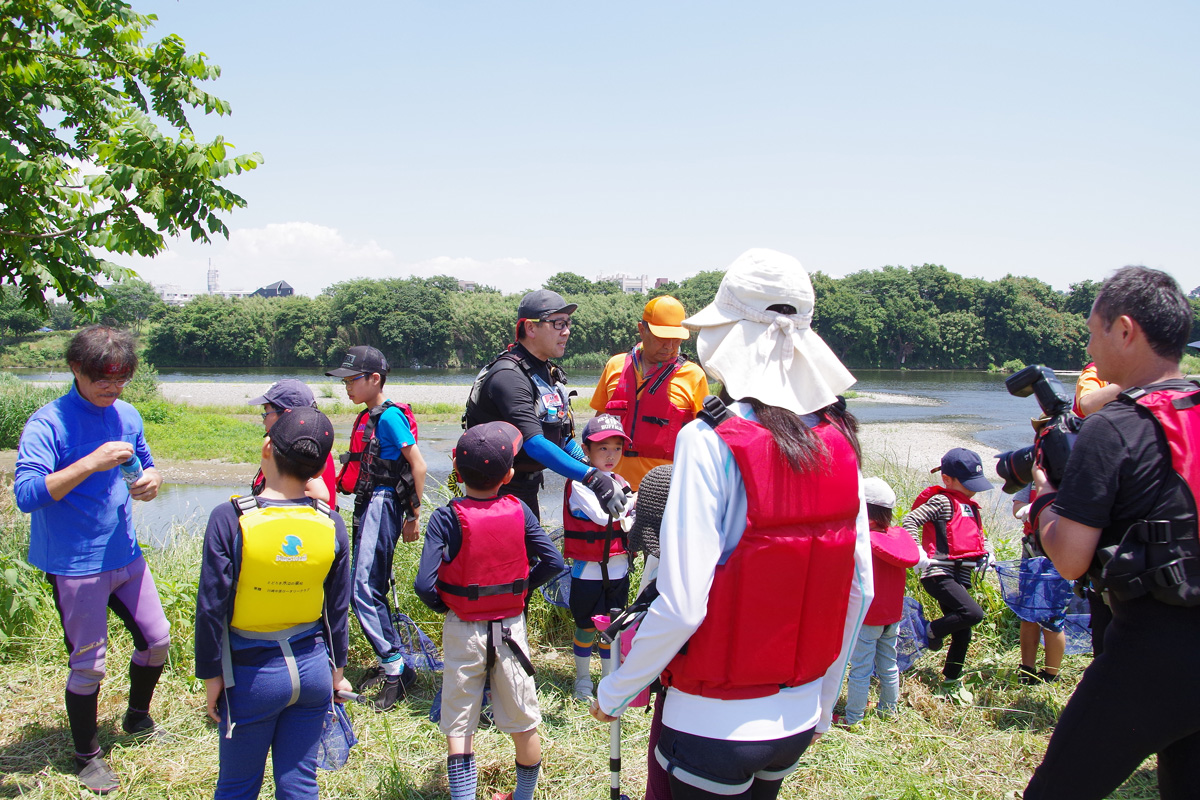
[1024,598,1200,799]
[658,725,813,800]
[921,568,984,681]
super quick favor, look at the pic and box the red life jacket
[911,486,986,560]
[1092,384,1200,606]
[436,495,530,621]
[604,351,695,461]
[562,481,627,562]
[864,526,920,626]
[335,401,418,495]
[660,407,860,700]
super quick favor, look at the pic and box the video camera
[994,365,1082,494]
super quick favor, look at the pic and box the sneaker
[1038,670,1059,683]
[76,755,120,795]
[1018,664,1039,685]
[936,679,974,705]
[831,713,857,729]
[573,676,594,701]
[122,710,168,740]
[492,793,513,800]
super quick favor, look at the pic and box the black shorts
[655,725,814,797]
[568,574,630,630]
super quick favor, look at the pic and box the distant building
[252,280,294,298]
[154,284,200,306]
[596,273,665,294]
[458,279,477,292]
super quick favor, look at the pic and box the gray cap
[248,379,317,410]
[518,289,577,320]
[862,477,897,509]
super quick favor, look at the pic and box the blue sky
[128,1,1198,297]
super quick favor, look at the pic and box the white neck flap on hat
[687,248,856,417]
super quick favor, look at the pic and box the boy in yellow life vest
[194,407,352,799]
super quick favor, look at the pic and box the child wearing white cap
[839,477,925,726]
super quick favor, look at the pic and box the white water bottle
[120,455,143,488]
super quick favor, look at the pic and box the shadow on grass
[0,718,74,793]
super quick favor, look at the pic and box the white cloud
[404,255,552,294]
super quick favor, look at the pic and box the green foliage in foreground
[0,373,66,448]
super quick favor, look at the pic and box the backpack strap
[232,495,259,516]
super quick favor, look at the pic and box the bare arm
[1033,466,1101,580]
[1077,382,1123,417]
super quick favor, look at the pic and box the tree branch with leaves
[0,0,261,311]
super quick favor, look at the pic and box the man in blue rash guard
[463,289,630,521]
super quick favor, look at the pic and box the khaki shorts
[439,610,541,737]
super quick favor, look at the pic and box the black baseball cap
[269,407,334,470]
[454,422,523,485]
[932,447,994,492]
[517,289,577,320]
[326,345,390,378]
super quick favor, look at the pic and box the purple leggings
[49,555,171,695]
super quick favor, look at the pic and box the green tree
[1064,280,1102,317]
[96,277,163,331]
[0,284,42,335]
[672,270,723,316]
[543,272,595,296]
[48,301,78,331]
[0,0,261,312]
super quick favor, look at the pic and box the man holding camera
[1023,266,1199,800]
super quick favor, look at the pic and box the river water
[9,368,1074,544]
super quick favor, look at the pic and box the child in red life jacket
[563,414,636,701]
[413,422,565,800]
[840,477,927,726]
[902,448,995,704]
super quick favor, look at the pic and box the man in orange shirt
[590,296,709,491]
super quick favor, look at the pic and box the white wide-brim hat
[684,248,856,416]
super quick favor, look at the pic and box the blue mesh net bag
[316,702,357,771]
[994,557,1073,628]
[1061,593,1093,656]
[539,527,572,609]
[895,596,929,673]
[389,611,444,672]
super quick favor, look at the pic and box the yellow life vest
[229,497,337,633]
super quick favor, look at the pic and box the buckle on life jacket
[1155,558,1188,588]
[641,415,670,427]
[698,395,728,428]
[1129,519,1172,545]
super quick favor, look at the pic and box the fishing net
[316,702,357,771]
[994,558,1091,655]
[896,596,930,673]
[628,465,672,558]
[389,610,444,672]
[539,526,573,609]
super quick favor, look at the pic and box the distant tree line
[7,265,1199,371]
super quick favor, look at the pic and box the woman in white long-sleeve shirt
[592,248,873,800]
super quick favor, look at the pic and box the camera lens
[995,446,1036,494]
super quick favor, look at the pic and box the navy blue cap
[269,407,334,470]
[932,447,994,492]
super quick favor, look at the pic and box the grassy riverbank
[0,463,1161,800]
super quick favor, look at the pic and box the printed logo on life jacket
[276,535,309,562]
[962,505,976,518]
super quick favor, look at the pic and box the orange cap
[642,296,689,339]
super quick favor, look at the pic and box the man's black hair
[65,325,138,380]
[867,503,893,530]
[1093,266,1192,362]
[272,439,324,482]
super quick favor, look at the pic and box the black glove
[584,469,631,519]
